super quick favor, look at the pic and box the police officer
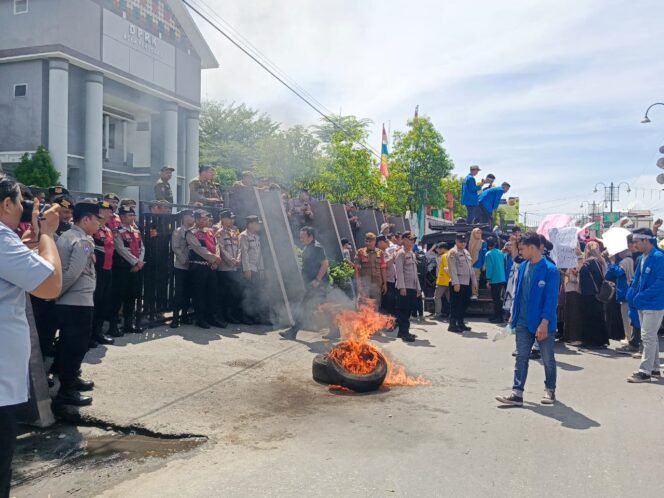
[52,194,74,238]
[91,201,116,345]
[170,209,195,328]
[103,193,121,230]
[47,185,69,203]
[54,202,103,406]
[394,231,421,343]
[189,165,223,206]
[239,215,266,324]
[185,210,226,329]
[354,232,386,308]
[154,166,175,203]
[112,206,145,334]
[280,226,329,340]
[215,209,242,323]
[377,234,397,316]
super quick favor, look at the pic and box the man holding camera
[1,179,62,498]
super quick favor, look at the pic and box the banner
[549,226,579,269]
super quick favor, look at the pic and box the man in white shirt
[0,178,62,498]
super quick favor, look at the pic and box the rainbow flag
[380,124,389,178]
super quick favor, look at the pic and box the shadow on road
[520,401,601,430]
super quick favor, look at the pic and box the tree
[199,100,279,172]
[14,145,60,187]
[390,116,454,211]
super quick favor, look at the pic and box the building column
[185,111,200,204]
[48,58,69,187]
[85,72,104,194]
[163,102,179,203]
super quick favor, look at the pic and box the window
[13,84,27,97]
[14,0,28,15]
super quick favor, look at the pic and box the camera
[20,200,51,224]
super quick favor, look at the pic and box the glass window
[14,0,28,15]
[14,84,27,97]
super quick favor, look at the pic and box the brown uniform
[154,178,173,203]
[354,247,386,305]
[216,225,242,321]
[189,176,223,206]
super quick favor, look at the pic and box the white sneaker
[470,295,478,301]
[541,389,556,405]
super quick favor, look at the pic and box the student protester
[461,165,489,224]
[485,237,507,323]
[447,233,478,333]
[626,228,664,383]
[0,181,62,498]
[562,254,584,345]
[496,232,560,407]
[478,182,511,226]
[605,250,633,342]
[579,241,608,349]
[468,227,486,300]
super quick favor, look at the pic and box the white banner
[549,226,578,269]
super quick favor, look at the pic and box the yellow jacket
[436,252,451,287]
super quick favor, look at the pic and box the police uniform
[154,176,174,203]
[380,239,398,316]
[171,210,194,328]
[189,175,223,206]
[54,204,101,406]
[216,210,242,323]
[112,207,145,334]
[91,201,116,343]
[447,235,478,332]
[185,211,225,328]
[394,233,421,341]
[239,216,266,323]
[354,235,386,306]
[53,195,74,240]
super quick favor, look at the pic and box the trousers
[396,288,418,336]
[433,285,450,316]
[112,266,142,320]
[0,404,17,498]
[30,296,57,357]
[292,284,328,331]
[93,268,112,330]
[490,282,506,319]
[190,264,218,323]
[55,305,94,388]
[241,271,267,322]
[217,270,241,320]
[638,310,664,374]
[466,205,479,224]
[173,268,193,316]
[512,325,556,395]
[449,284,471,326]
[380,281,397,316]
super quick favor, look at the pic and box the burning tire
[312,354,333,385]
[326,347,388,393]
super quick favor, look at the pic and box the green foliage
[329,260,355,289]
[14,145,60,187]
[214,166,238,187]
[440,176,467,220]
[390,116,454,211]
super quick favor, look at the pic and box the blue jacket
[627,250,664,311]
[485,248,506,284]
[605,263,628,303]
[511,257,560,334]
[473,241,487,269]
[461,174,481,207]
[478,186,505,213]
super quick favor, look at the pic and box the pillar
[163,102,179,203]
[84,72,104,194]
[48,58,69,187]
[185,111,200,204]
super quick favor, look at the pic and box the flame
[323,303,429,388]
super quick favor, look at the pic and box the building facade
[0,0,218,202]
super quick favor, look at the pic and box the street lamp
[641,102,664,124]
[593,182,631,214]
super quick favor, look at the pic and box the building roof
[167,0,219,69]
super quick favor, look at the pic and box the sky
[189,0,664,224]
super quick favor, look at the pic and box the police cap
[245,215,260,224]
[104,192,120,201]
[455,233,467,242]
[376,235,388,243]
[365,232,376,240]
[194,209,211,219]
[402,231,417,241]
[118,206,136,216]
[178,208,194,217]
[161,166,175,172]
[220,209,235,219]
[98,201,113,210]
[53,195,74,210]
[73,202,102,220]
[48,185,70,197]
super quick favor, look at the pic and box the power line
[183,0,382,160]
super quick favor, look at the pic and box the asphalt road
[14,318,664,497]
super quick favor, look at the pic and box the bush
[14,145,60,187]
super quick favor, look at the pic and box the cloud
[190,0,664,219]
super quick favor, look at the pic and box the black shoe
[54,389,93,407]
[94,333,115,346]
[448,326,462,333]
[208,317,227,329]
[651,370,661,377]
[529,349,541,360]
[495,393,523,407]
[88,339,99,349]
[196,320,211,329]
[399,334,416,343]
[225,314,241,324]
[107,324,124,337]
[73,377,94,392]
[170,319,180,329]
[627,371,651,383]
[279,327,298,340]
[181,314,193,325]
[460,324,472,332]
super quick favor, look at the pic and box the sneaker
[541,389,556,405]
[627,372,651,383]
[615,344,639,355]
[447,326,463,333]
[632,351,643,359]
[495,393,523,406]
[651,370,661,377]
[529,349,541,360]
[460,324,472,332]
[470,295,479,301]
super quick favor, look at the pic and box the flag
[380,124,389,178]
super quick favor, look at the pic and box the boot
[107,318,124,337]
[92,323,115,345]
[54,387,93,407]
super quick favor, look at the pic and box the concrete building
[0,0,218,202]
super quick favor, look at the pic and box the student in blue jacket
[496,232,560,406]
[626,228,664,383]
[461,165,489,224]
[478,182,511,225]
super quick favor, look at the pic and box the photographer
[0,178,62,498]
